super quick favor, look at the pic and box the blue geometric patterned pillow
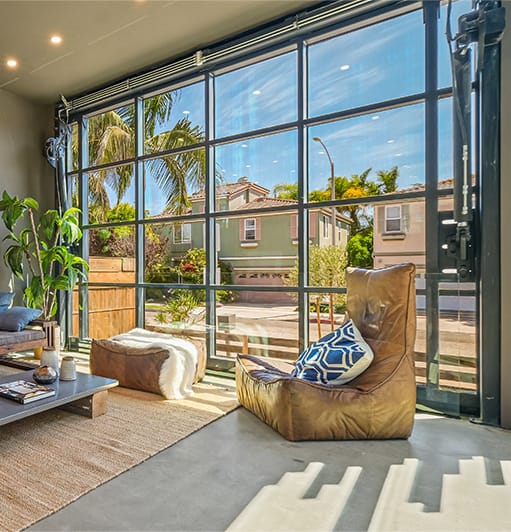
[293,319,374,385]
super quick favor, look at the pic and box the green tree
[346,228,373,268]
[272,183,298,200]
[377,166,399,194]
[86,92,206,222]
[287,244,347,307]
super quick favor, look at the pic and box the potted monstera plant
[0,191,88,349]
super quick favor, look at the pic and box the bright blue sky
[133,0,471,216]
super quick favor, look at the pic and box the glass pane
[69,174,79,209]
[87,226,136,283]
[87,104,135,165]
[214,51,297,138]
[214,130,298,211]
[145,287,207,332]
[144,149,206,217]
[68,122,79,171]
[217,211,298,282]
[374,199,425,272]
[308,10,424,118]
[71,287,79,338]
[439,94,476,184]
[438,0,473,89]
[438,282,476,392]
[215,289,299,361]
[308,293,347,342]
[144,220,205,284]
[439,97,453,183]
[306,208,351,287]
[85,285,136,338]
[308,104,425,201]
[86,163,135,224]
[144,81,205,154]
[415,274,474,413]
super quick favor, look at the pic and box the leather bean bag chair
[235,263,417,441]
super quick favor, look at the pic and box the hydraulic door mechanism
[441,1,505,281]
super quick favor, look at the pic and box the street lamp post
[313,136,336,246]
[313,136,337,332]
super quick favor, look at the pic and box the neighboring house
[373,179,455,274]
[163,177,352,303]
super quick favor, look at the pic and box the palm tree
[84,91,206,221]
[146,118,206,215]
[377,165,399,194]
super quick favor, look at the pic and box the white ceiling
[0,0,317,106]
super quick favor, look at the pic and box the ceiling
[0,0,317,106]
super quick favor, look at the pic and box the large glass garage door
[64,0,505,420]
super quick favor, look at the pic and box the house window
[385,205,402,233]
[244,218,256,240]
[322,215,329,238]
[173,223,192,243]
[336,220,343,242]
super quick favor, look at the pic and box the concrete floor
[28,381,511,532]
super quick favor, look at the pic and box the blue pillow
[0,306,42,332]
[0,292,14,312]
[293,319,374,385]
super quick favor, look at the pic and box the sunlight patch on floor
[227,456,511,532]
[227,462,361,532]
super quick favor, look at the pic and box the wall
[500,5,511,429]
[0,89,53,295]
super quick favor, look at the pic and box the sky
[103,0,472,217]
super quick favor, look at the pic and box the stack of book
[0,379,56,404]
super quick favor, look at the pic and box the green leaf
[23,197,39,211]
[3,245,24,279]
[48,274,71,290]
[40,210,59,241]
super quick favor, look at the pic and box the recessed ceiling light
[340,64,350,71]
[272,160,278,163]
[387,139,395,144]
[241,144,248,148]
[182,110,190,115]
[371,115,380,120]
[50,34,62,45]
[6,58,17,68]
[246,164,251,168]
[252,90,261,95]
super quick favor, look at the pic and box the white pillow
[293,319,374,385]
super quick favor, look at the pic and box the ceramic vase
[40,347,60,373]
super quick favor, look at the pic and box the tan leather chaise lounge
[235,263,417,441]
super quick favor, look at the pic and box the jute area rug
[0,365,238,532]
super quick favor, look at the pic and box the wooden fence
[72,256,135,339]
[148,325,477,392]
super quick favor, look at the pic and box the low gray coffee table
[0,369,118,426]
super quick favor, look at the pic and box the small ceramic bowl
[33,365,58,384]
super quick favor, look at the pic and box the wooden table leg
[62,390,109,418]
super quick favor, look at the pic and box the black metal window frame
[64,0,488,416]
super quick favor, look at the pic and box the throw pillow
[0,292,14,312]
[0,306,42,332]
[293,319,374,385]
